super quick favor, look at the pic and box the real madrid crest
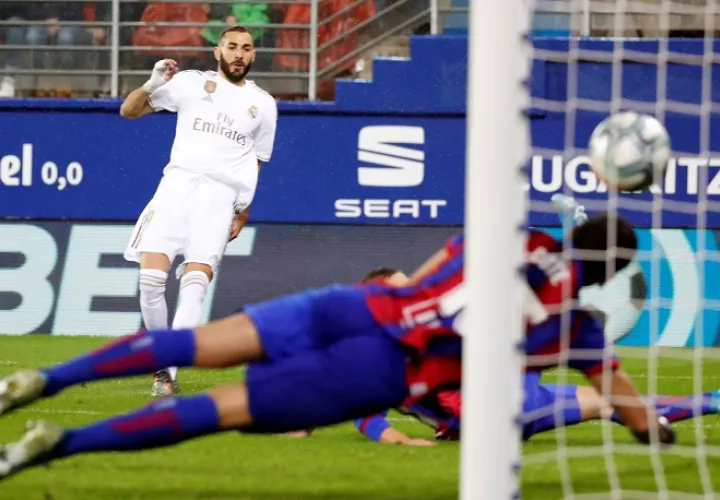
[204,80,217,94]
[248,105,258,119]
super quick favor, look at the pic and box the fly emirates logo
[192,112,247,146]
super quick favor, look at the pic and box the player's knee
[139,269,168,306]
[139,252,171,273]
[183,262,214,281]
[178,270,210,303]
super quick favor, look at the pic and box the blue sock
[41,329,196,396]
[611,393,718,425]
[523,384,584,439]
[55,394,220,457]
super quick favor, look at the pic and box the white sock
[169,270,210,381]
[139,269,168,330]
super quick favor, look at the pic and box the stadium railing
[0,0,430,100]
[430,0,712,37]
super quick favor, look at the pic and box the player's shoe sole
[0,370,47,417]
[0,420,65,481]
[150,370,180,398]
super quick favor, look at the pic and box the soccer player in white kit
[118,25,277,397]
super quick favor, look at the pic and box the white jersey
[148,70,278,209]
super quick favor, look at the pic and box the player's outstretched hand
[284,430,312,438]
[403,438,438,447]
[142,59,179,94]
[379,428,437,446]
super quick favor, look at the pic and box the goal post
[461,0,720,497]
[460,0,530,498]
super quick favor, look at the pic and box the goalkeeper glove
[551,193,589,227]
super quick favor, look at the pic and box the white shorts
[124,169,244,274]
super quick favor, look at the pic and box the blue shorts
[243,333,408,433]
[244,284,384,361]
[522,371,578,440]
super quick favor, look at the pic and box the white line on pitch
[16,408,105,416]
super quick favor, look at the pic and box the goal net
[463,1,720,499]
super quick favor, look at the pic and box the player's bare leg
[152,262,214,397]
[139,252,174,397]
[0,313,264,417]
[0,384,253,481]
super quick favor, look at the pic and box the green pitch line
[0,336,718,499]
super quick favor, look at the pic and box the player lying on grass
[350,196,714,445]
[0,215,673,480]
[347,268,719,445]
[356,368,720,445]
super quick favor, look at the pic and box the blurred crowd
[0,0,382,98]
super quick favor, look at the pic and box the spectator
[131,2,208,67]
[202,3,269,43]
[0,2,44,97]
[275,0,376,74]
[27,2,108,97]
[201,3,272,70]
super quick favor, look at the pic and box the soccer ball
[588,111,671,192]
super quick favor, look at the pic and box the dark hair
[362,267,400,283]
[571,214,638,286]
[219,25,251,44]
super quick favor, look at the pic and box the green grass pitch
[0,336,719,499]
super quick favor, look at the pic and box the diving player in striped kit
[0,214,673,479]
[352,266,718,445]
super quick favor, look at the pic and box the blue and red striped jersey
[363,234,464,348]
[354,390,461,442]
[524,230,618,376]
[362,235,465,401]
[359,230,617,403]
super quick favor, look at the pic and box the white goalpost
[463,0,720,498]
[461,0,529,498]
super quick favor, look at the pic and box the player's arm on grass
[586,368,673,443]
[354,412,435,446]
[573,316,675,445]
[120,59,179,119]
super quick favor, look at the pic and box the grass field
[1,336,720,499]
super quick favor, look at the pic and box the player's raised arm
[119,59,178,119]
[407,235,462,285]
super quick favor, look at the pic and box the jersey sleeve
[523,232,578,326]
[445,234,464,253]
[354,410,391,442]
[569,313,619,376]
[147,71,190,112]
[255,96,278,163]
[525,310,619,376]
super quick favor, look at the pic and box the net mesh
[524,1,720,498]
